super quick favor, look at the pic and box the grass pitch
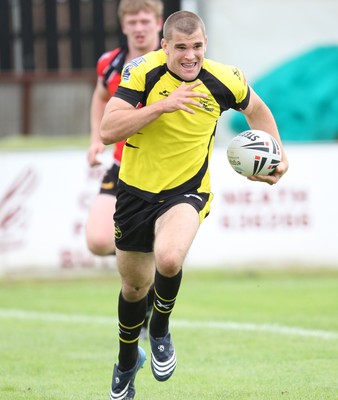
[0,269,337,400]
[0,134,90,150]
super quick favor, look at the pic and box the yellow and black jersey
[114,49,250,203]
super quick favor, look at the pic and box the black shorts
[114,188,212,252]
[99,163,120,196]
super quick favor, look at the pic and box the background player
[86,0,164,338]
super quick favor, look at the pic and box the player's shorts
[99,163,120,196]
[114,188,213,252]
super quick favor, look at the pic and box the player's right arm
[87,80,111,166]
[100,81,207,145]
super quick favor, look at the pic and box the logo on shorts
[101,181,114,190]
[184,193,203,202]
[115,226,122,239]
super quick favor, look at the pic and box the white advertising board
[0,149,115,277]
[0,144,337,277]
[187,144,338,269]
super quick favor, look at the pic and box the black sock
[147,283,155,311]
[117,291,147,371]
[150,269,182,338]
[143,284,155,328]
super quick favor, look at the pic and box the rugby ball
[227,130,281,177]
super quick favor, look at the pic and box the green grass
[0,134,90,150]
[0,269,338,399]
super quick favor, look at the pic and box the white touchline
[0,308,337,340]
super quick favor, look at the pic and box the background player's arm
[87,80,111,166]
[100,81,207,144]
[241,88,289,184]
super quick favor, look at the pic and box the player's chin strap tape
[103,46,128,88]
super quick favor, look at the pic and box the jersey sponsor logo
[159,89,214,111]
[232,67,241,79]
[199,98,214,112]
[159,89,170,97]
[131,56,146,66]
[122,56,146,81]
[122,64,134,81]
[232,67,247,86]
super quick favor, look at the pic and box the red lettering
[220,213,310,230]
[59,249,114,269]
[73,221,84,235]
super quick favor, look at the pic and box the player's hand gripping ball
[227,130,281,177]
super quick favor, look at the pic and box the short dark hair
[163,10,206,41]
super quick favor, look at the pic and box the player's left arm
[88,80,111,166]
[240,87,289,185]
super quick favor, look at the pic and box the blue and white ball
[227,130,281,177]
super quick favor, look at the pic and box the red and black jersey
[96,46,128,163]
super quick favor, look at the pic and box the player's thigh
[154,203,200,272]
[86,194,116,233]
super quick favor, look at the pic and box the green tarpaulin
[230,46,338,142]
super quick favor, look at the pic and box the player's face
[121,11,162,53]
[162,28,207,81]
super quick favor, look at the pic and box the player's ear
[161,38,169,55]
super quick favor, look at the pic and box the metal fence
[0,0,180,72]
[0,0,121,72]
[0,0,180,136]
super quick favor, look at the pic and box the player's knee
[87,235,115,256]
[122,282,150,302]
[156,252,182,276]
